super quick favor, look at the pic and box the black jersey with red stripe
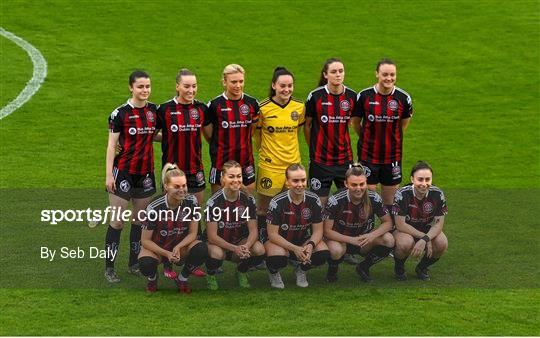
[324,189,388,236]
[206,93,259,169]
[156,98,209,174]
[354,86,413,164]
[206,188,257,244]
[267,190,323,246]
[143,194,199,251]
[392,184,447,232]
[305,85,356,166]
[108,100,157,174]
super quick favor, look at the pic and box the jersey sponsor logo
[266,115,278,119]
[388,100,398,112]
[119,180,131,192]
[146,111,155,122]
[367,114,375,122]
[320,115,328,123]
[291,111,299,121]
[239,104,250,116]
[129,115,140,119]
[369,101,380,105]
[301,208,311,220]
[423,202,434,214]
[160,230,168,237]
[170,124,178,132]
[221,121,229,128]
[190,108,199,120]
[128,127,137,135]
[260,177,272,189]
[170,111,182,115]
[322,102,332,106]
[310,178,321,191]
[340,100,351,112]
[281,224,289,231]
[220,108,232,112]
[267,126,275,133]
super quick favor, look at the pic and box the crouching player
[393,161,448,281]
[204,161,266,290]
[138,163,208,293]
[265,163,330,289]
[324,164,394,283]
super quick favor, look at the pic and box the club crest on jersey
[391,163,401,178]
[387,100,398,112]
[119,180,131,192]
[221,121,229,128]
[261,177,272,190]
[142,177,153,190]
[196,171,205,183]
[310,178,321,190]
[239,104,250,116]
[267,126,275,133]
[423,202,434,214]
[291,111,299,121]
[190,108,199,120]
[170,124,178,132]
[281,224,289,231]
[128,127,137,135]
[368,114,375,122]
[146,111,155,122]
[301,208,311,220]
[363,165,371,177]
[340,100,351,112]
[320,115,328,123]
[160,230,168,237]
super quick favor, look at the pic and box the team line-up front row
[103,59,448,293]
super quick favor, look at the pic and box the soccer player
[265,164,330,289]
[204,161,265,290]
[204,64,260,194]
[253,66,305,243]
[351,58,413,216]
[324,164,394,283]
[304,58,356,207]
[104,70,157,283]
[392,161,448,281]
[138,163,209,293]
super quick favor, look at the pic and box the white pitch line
[0,27,47,120]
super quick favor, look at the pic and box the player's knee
[109,220,124,230]
[207,245,225,260]
[381,232,395,247]
[138,256,158,277]
[395,236,414,253]
[251,241,266,256]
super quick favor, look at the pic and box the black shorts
[308,161,350,196]
[111,168,156,201]
[209,164,256,186]
[361,160,402,186]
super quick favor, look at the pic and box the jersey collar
[222,92,244,101]
[373,84,395,96]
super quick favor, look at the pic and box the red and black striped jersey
[305,85,356,166]
[324,189,388,236]
[206,93,260,169]
[108,100,157,174]
[392,184,447,232]
[142,194,199,251]
[156,98,209,174]
[267,190,323,246]
[354,85,413,164]
[206,188,257,244]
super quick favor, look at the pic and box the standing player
[138,164,209,293]
[392,161,448,281]
[204,64,260,194]
[304,58,356,207]
[104,70,157,283]
[204,161,266,290]
[323,164,394,283]
[253,66,305,243]
[352,58,413,216]
[265,164,330,289]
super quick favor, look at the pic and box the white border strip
[0,27,47,120]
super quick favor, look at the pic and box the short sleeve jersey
[206,188,257,244]
[206,93,260,169]
[353,85,413,164]
[392,184,448,232]
[156,98,209,174]
[108,100,157,174]
[305,85,356,166]
[325,189,388,236]
[267,190,323,246]
[257,97,305,170]
[142,194,199,251]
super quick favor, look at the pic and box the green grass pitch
[0,0,539,336]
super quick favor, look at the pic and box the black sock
[129,223,142,267]
[205,258,223,275]
[417,255,440,270]
[327,257,342,276]
[394,256,407,272]
[163,260,172,270]
[237,254,265,273]
[257,214,267,242]
[105,225,121,268]
[360,245,393,269]
[138,256,158,278]
[181,242,209,278]
[266,255,288,274]
[302,250,330,271]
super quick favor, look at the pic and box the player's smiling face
[345,175,367,202]
[325,62,345,87]
[176,75,197,104]
[167,175,188,202]
[222,167,243,191]
[376,63,396,92]
[129,77,151,103]
[412,169,432,197]
[272,75,294,103]
[223,72,244,100]
[286,169,307,197]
